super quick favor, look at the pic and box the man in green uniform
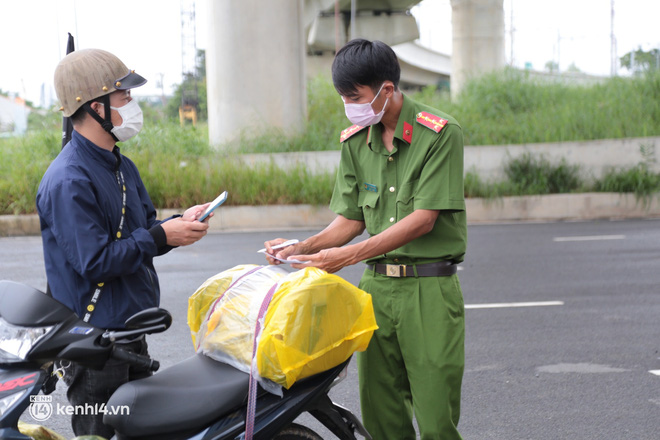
[264,38,466,440]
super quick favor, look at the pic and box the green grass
[0,130,60,215]
[220,75,348,153]
[464,154,585,199]
[0,122,336,215]
[177,70,660,152]
[416,69,660,146]
[593,144,660,199]
[465,150,660,200]
[2,70,660,215]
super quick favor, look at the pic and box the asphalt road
[2,218,659,439]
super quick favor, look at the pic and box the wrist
[345,245,362,266]
[298,238,313,255]
[148,224,167,249]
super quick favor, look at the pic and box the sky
[412,0,659,74]
[0,0,658,107]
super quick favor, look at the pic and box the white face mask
[342,83,389,127]
[110,99,143,142]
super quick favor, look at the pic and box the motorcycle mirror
[124,308,172,331]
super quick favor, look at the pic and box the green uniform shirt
[330,94,467,264]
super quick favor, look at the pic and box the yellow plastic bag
[188,265,378,390]
[257,267,378,388]
[188,264,253,347]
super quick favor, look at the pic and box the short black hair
[70,104,89,125]
[331,39,401,96]
[69,96,105,125]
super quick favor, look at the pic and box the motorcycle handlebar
[111,346,160,372]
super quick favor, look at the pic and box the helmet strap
[83,94,119,142]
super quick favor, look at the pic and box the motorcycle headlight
[0,317,53,362]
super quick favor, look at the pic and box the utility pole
[557,30,561,73]
[509,0,515,66]
[157,73,166,107]
[180,0,198,126]
[610,0,617,76]
[334,0,340,52]
[350,0,357,40]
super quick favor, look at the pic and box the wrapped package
[187,265,378,390]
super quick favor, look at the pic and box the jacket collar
[72,130,121,172]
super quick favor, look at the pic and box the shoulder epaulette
[340,124,367,142]
[416,111,448,133]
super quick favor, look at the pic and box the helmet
[54,48,146,117]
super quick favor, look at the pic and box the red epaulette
[340,124,368,142]
[416,111,448,133]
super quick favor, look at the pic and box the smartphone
[198,191,228,222]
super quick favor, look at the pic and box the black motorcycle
[0,280,372,440]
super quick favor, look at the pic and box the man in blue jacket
[37,48,211,437]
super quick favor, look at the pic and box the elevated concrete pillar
[206,0,307,148]
[450,0,505,98]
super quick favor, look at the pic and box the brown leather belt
[367,261,457,277]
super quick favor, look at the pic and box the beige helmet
[54,48,146,117]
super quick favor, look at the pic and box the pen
[257,239,299,254]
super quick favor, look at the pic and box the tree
[166,49,207,121]
[545,60,559,73]
[620,47,660,74]
[566,63,581,73]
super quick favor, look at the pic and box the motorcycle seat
[105,353,249,438]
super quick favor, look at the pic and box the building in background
[305,0,451,90]
[0,95,29,137]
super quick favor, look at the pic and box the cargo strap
[245,281,279,440]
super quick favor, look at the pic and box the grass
[593,144,660,200]
[2,70,660,215]
[220,75,348,153]
[464,154,585,199]
[416,69,660,146]
[465,149,660,200]
[214,70,660,152]
[0,130,60,215]
[0,123,335,215]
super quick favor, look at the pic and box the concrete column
[450,0,505,98]
[206,0,307,148]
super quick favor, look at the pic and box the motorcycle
[0,280,372,440]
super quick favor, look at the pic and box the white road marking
[553,234,626,242]
[465,301,564,309]
[537,363,628,374]
[649,370,660,376]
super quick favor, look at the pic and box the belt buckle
[386,264,406,277]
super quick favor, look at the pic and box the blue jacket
[37,131,171,329]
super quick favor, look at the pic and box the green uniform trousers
[357,268,465,440]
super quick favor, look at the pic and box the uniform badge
[416,111,448,133]
[363,183,378,192]
[402,122,413,143]
[340,124,368,142]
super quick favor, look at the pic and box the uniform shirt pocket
[358,190,381,234]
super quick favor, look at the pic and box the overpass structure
[205,0,504,147]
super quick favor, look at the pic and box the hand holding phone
[198,191,228,222]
